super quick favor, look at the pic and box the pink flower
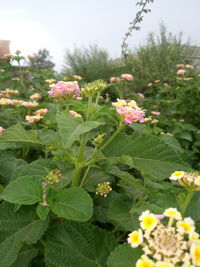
[48,81,80,99]
[0,126,5,134]
[137,93,145,99]
[110,77,120,83]
[121,74,134,81]
[176,69,186,75]
[69,110,82,118]
[30,93,42,100]
[124,114,133,124]
[147,83,153,87]
[117,106,127,114]
[34,108,48,116]
[112,99,145,125]
[151,111,160,116]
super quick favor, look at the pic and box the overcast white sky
[1,0,200,70]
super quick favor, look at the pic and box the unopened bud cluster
[43,169,62,185]
[92,133,106,146]
[96,182,112,197]
[81,80,107,97]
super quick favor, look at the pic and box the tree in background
[29,48,55,70]
[125,24,191,89]
[62,45,121,82]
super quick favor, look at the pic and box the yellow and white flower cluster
[170,171,200,191]
[25,108,48,124]
[127,208,200,266]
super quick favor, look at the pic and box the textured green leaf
[107,198,135,231]
[0,156,28,185]
[18,158,56,179]
[186,192,200,220]
[84,167,112,192]
[107,165,142,188]
[56,111,103,148]
[44,221,117,267]
[0,124,42,144]
[51,187,93,221]
[36,204,50,221]
[10,244,38,267]
[1,176,42,205]
[107,243,142,267]
[0,202,49,267]
[159,134,183,153]
[103,133,189,180]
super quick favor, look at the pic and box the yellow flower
[136,255,154,267]
[169,171,185,181]
[194,176,200,186]
[155,262,174,267]
[139,210,158,232]
[190,241,200,266]
[164,208,182,220]
[190,232,199,241]
[177,217,195,234]
[127,229,143,248]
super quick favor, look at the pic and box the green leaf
[0,156,28,185]
[1,176,42,205]
[103,133,189,180]
[51,187,93,221]
[36,204,50,221]
[107,165,142,188]
[56,111,103,148]
[18,158,56,179]
[107,198,136,231]
[107,243,142,267]
[186,192,200,220]
[0,202,49,267]
[44,221,117,267]
[0,124,42,144]
[159,134,183,153]
[84,167,112,192]
[10,245,38,267]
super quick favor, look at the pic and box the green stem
[71,96,93,187]
[71,134,87,187]
[181,190,194,216]
[100,123,124,151]
[86,95,93,120]
[95,92,100,105]
[80,165,91,187]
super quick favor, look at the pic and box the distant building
[0,40,11,60]
[184,46,200,69]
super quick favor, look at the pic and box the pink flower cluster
[110,77,121,83]
[29,93,42,100]
[137,93,145,99]
[0,98,39,108]
[121,74,134,81]
[34,108,48,116]
[48,81,80,99]
[110,74,134,83]
[112,99,145,125]
[176,69,186,75]
[0,126,5,134]
[25,108,48,123]
[0,89,19,99]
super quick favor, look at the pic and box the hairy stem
[181,190,194,216]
